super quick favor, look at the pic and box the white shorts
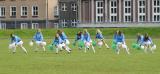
[57,43,66,49]
[84,40,92,43]
[36,41,46,46]
[117,42,123,45]
[9,41,23,49]
[35,41,42,45]
[16,41,23,46]
[85,42,91,47]
[143,41,151,45]
[117,42,127,48]
[97,40,103,46]
[122,44,127,49]
[97,39,103,41]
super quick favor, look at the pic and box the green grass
[1,27,160,38]
[0,39,160,74]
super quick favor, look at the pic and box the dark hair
[57,30,62,35]
[144,33,149,41]
[10,34,14,38]
[137,33,141,39]
[118,31,122,36]
[77,31,82,36]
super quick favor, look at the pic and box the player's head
[144,33,149,40]
[115,30,119,35]
[144,33,149,37]
[137,33,141,36]
[84,29,88,33]
[37,29,41,33]
[118,30,122,36]
[116,30,119,33]
[57,29,62,34]
[96,29,102,34]
[78,31,82,36]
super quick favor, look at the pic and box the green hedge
[0,28,160,39]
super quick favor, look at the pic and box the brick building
[0,0,58,29]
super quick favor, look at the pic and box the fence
[0,20,58,29]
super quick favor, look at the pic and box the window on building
[71,3,77,11]
[0,6,5,17]
[96,1,104,22]
[54,23,59,28]
[124,0,132,22]
[32,6,38,16]
[21,6,27,16]
[54,6,59,16]
[21,23,28,29]
[138,0,146,22]
[32,23,39,29]
[71,19,77,27]
[111,16,117,22]
[0,23,6,29]
[10,6,16,17]
[61,3,67,11]
[153,0,160,22]
[62,20,67,27]
[97,16,103,22]
[110,0,117,22]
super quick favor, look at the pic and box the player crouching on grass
[52,34,71,54]
[142,33,156,53]
[114,30,130,55]
[32,29,46,52]
[137,33,144,46]
[136,33,145,49]
[57,30,72,51]
[9,34,28,54]
[95,29,110,49]
[73,31,84,49]
[83,29,95,53]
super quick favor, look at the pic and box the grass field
[1,28,160,38]
[0,39,160,74]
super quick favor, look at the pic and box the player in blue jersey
[74,31,84,49]
[32,29,46,52]
[142,33,155,53]
[95,29,109,48]
[9,34,27,54]
[52,34,71,54]
[57,30,72,51]
[114,30,130,54]
[83,29,95,53]
[137,33,144,46]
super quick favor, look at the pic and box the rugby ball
[151,45,156,50]
[65,40,70,45]
[29,41,33,46]
[141,46,145,49]
[42,42,47,46]
[85,42,91,47]
[122,44,127,48]
[9,43,16,49]
[97,41,103,46]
